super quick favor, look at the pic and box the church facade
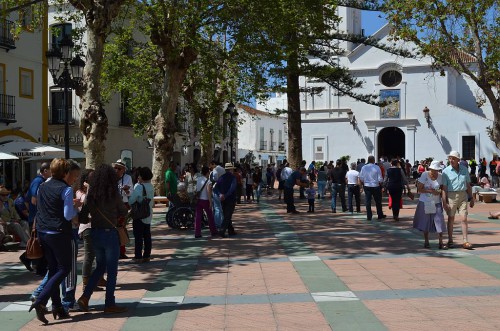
[258,7,498,164]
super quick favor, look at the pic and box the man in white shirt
[359,156,386,221]
[345,162,361,213]
[280,161,292,181]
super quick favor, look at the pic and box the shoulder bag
[130,184,151,220]
[97,208,130,246]
[26,220,43,259]
[192,178,209,206]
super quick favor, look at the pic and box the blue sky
[362,10,387,36]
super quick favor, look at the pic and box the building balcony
[48,106,77,125]
[0,94,16,124]
[278,143,285,152]
[259,141,267,151]
[0,19,16,51]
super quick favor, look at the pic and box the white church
[258,6,498,164]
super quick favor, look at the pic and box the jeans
[284,187,296,212]
[195,199,217,237]
[133,219,152,259]
[363,186,384,220]
[308,199,315,212]
[36,232,73,308]
[347,184,361,212]
[212,192,224,228]
[81,228,95,278]
[255,184,262,202]
[317,181,327,198]
[83,228,120,307]
[32,272,49,299]
[331,183,346,211]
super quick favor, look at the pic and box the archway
[377,127,405,160]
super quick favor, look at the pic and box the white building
[258,7,498,165]
[237,104,287,166]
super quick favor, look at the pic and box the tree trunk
[152,66,184,195]
[79,27,108,169]
[70,0,126,169]
[286,52,303,169]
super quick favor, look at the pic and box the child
[305,182,316,213]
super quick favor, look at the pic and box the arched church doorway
[378,127,405,160]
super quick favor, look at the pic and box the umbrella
[26,148,86,161]
[0,141,62,157]
[0,152,19,160]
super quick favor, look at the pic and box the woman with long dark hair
[29,159,80,324]
[77,164,127,314]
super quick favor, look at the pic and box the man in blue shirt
[284,167,308,213]
[442,151,474,249]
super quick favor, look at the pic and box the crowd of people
[0,150,497,324]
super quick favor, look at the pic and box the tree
[66,0,129,169]
[384,0,500,145]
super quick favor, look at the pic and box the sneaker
[119,254,129,260]
[103,305,128,314]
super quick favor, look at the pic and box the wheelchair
[165,194,208,229]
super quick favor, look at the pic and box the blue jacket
[213,172,237,201]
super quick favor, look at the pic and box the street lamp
[224,102,238,162]
[347,110,357,129]
[423,106,431,128]
[46,36,85,159]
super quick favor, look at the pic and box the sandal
[462,242,473,250]
[424,242,431,249]
[439,243,448,250]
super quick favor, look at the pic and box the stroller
[165,193,208,229]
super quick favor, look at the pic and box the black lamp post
[46,36,85,159]
[224,102,238,163]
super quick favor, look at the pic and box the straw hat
[112,159,127,170]
[224,162,235,170]
[447,151,460,159]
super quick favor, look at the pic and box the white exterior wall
[237,106,287,165]
[261,23,499,164]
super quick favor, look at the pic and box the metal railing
[0,94,16,123]
[0,19,16,50]
[48,105,78,125]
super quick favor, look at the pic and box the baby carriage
[165,193,208,229]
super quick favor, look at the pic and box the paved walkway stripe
[261,204,386,331]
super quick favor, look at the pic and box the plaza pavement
[1,188,500,330]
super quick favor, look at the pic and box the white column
[406,125,417,163]
[368,126,377,156]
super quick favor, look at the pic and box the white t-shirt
[345,170,360,185]
[118,173,133,203]
[196,176,210,200]
[281,167,292,181]
[418,171,442,204]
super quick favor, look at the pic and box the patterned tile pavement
[1,187,500,330]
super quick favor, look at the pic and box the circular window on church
[380,70,402,87]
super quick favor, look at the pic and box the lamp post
[423,106,431,128]
[46,36,85,159]
[224,102,238,163]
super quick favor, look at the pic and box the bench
[478,192,498,203]
[153,196,169,206]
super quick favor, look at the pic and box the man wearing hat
[442,151,474,249]
[112,159,133,259]
[213,163,237,238]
